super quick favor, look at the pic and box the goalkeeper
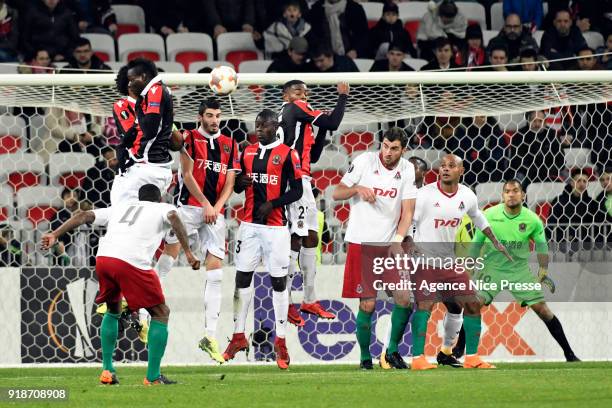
[467,179,579,362]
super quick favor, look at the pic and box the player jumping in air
[223,109,303,369]
[466,179,580,362]
[154,98,240,364]
[333,128,417,370]
[409,154,511,370]
[279,79,349,325]
[41,184,200,385]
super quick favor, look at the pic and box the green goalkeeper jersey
[471,203,548,271]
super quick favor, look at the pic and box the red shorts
[95,256,165,311]
[412,265,474,303]
[342,243,403,298]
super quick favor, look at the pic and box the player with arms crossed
[154,97,239,363]
[279,79,349,325]
[333,128,417,370]
[223,109,303,369]
[466,179,579,362]
[41,184,200,385]
[409,154,510,370]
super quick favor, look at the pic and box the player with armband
[41,184,200,386]
[465,179,580,362]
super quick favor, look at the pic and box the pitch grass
[1,362,611,408]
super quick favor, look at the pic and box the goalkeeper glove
[538,267,556,293]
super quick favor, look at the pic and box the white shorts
[287,177,318,236]
[165,206,226,260]
[234,222,290,277]
[110,164,173,206]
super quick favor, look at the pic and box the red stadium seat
[217,33,262,72]
[535,202,553,222]
[167,33,214,71]
[340,132,374,154]
[311,169,344,192]
[176,51,208,71]
[113,5,145,37]
[116,24,140,37]
[17,186,63,227]
[226,51,259,71]
[8,172,40,191]
[424,170,438,184]
[118,33,166,62]
[333,203,350,224]
[127,51,161,62]
[404,21,420,44]
[0,185,12,222]
[49,153,95,189]
[0,134,21,154]
[26,206,57,226]
[1,153,45,192]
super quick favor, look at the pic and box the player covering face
[333,128,417,370]
[154,98,239,364]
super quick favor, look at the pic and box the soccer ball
[209,66,238,95]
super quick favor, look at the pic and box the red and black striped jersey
[112,96,137,136]
[178,128,240,210]
[133,76,173,165]
[240,140,302,226]
[278,99,322,176]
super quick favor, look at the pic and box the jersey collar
[258,139,281,158]
[502,206,522,219]
[437,181,458,198]
[126,96,136,104]
[197,127,221,149]
[140,74,163,96]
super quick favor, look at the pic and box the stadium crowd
[0,0,611,266]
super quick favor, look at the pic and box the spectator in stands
[203,0,259,42]
[518,47,548,71]
[306,0,369,59]
[147,1,199,36]
[57,116,104,157]
[308,44,358,72]
[540,9,587,70]
[544,0,612,35]
[369,2,417,59]
[416,0,467,62]
[489,44,509,71]
[548,170,601,245]
[421,37,461,71]
[0,0,18,62]
[462,115,508,184]
[503,0,543,30]
[576,47,603,71]
[18,48,56,73]
[454,24,487,70]
[22,0,79,62]
[597,32,612,70]
[82,146,117,208]
[0,225,22,267]
[267,36,309,73]
[595,170,612,222]
[511,110,566,184]
[49,188,84,265]
[488,14,539,62]
[63,37,111,72]
[264,0,311,59]
[370,40,414,72]
[73,0,117,35]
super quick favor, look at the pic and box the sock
[411,310,431,357]
[388,305,412,354]
[287,250,299,300]
[441,312,463,354]
[383,320,392,349]
[155,253,175,280]
[146,320,168,382]
[139,308,150,324]
[463,315,482,355]
[204,268,223,338]
[299,247,317,304]
[234,286,252,333]
[272,288,289,338]
[544,315,575,357]
[356,310,373,361]
[101,312,120,372]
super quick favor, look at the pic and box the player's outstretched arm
[332,183,375,202]
[312,82,349,131]
[41,211,96,250]
[481,227,513,262]
[179,149,215,223]
[214,170,236,213]
[395,198,416,240]
[167,210,200,270]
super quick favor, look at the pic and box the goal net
[0,70,610,366]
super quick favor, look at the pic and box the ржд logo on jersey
[248,172,279,185]
[373,187,397,198]
[434,218,461,228]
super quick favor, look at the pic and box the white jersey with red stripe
[340,152,417,244]
[92,201,176,269]
[413,182,488,258]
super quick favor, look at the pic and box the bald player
[408,154,511,370]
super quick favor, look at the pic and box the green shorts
[474,266,545,307]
